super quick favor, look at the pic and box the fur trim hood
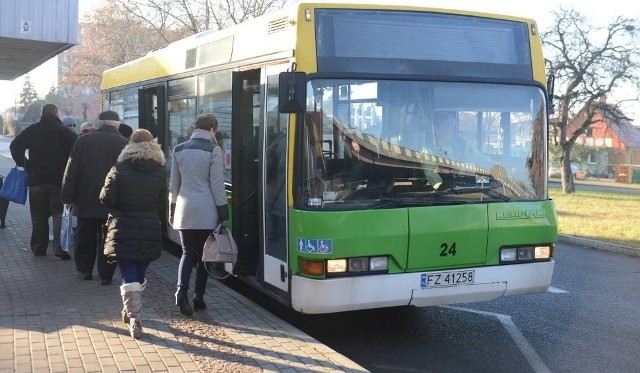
[117,141,165,166]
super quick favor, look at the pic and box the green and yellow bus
[101,1,557,314]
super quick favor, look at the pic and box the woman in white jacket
[169,113,228,316]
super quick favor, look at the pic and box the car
[548,164,561,178]
[548,163,587,180]
[572,164,587,180]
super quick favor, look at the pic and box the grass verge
[549,187,640,248]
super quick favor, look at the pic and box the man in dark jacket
[10,103,77,258]
[61,110,129,284]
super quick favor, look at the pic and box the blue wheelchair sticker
[297,238,332,254]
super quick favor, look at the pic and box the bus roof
[102,1,541,91]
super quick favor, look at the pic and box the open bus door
[261,64,292,293]
[232,66,290,295]
[231,70,261,276]
[138,85,171,236]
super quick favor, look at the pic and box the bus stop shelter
[0,0,78,80]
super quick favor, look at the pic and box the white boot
[122,279,147,324]
[120,282,143,339]
[129,317,142,339]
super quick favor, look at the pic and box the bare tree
[60,0,188,91]
[58,0,290,119]
[117,0,289,34]
[543,7,640,193]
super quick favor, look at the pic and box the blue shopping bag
[60,207,76,252]
[0,166,28,205]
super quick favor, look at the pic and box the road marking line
[547,286,569,293]
[444,306,551,373]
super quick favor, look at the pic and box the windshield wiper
[433,185,511,201]
[374,197,468,208]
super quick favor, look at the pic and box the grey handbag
[202,225,238,264]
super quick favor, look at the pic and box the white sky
[1,0,638,119]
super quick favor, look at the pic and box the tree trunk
[560,146,575,193]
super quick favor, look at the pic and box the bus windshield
[296,79,548,210]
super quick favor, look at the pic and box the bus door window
[138,87,159,136]
[108,90,125,120]
[167,98,196,160]
[198,71,233,182]
[230,70,261,275]
[303,112,326,198]
[265,73,289,260]
[167,77,198,170]
[123,88,139,131]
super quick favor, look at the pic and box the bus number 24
[440,242,457,256]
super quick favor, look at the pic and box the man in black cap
[9,103,76,258]
[62,110,129,284]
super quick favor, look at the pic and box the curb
[558,234,640,257]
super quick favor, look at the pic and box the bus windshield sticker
[322,191,337,201]
[476,175,490,184]
[297,238,333,254]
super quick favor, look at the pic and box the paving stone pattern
[0,152,368,373]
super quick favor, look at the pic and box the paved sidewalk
[0,153,368,372]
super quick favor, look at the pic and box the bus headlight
[348,258,369,272]
[327,259,347,273]
[534,246,552,259]
[369,256,389,271]
[500,248,517,262]
[517,247,534,261]
[325,256,389,276]
[500,245,553,264]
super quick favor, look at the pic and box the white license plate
[421,270,475,288]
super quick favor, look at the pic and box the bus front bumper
[290,260,554,314]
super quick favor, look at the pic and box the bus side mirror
[278,72,307,113]
[546,73,555,115]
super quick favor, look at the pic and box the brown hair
[194,113,218,132]
[131,129,154,143]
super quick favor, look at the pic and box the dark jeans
[119,259,151,285]
[28,184,64,255]
[177,229,212,295]
[74,217,116,280]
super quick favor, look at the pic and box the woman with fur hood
[99,129,166,339]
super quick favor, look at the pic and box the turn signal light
[300,259,324,276]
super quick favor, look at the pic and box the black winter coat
[99,141,166,262]
[61,125,128,218]
[9,115,77,186]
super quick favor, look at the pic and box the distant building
[567,99,640,183]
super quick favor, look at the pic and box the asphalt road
[232,242,640,373]
[3,134,638,372]
[549,180,640,194]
